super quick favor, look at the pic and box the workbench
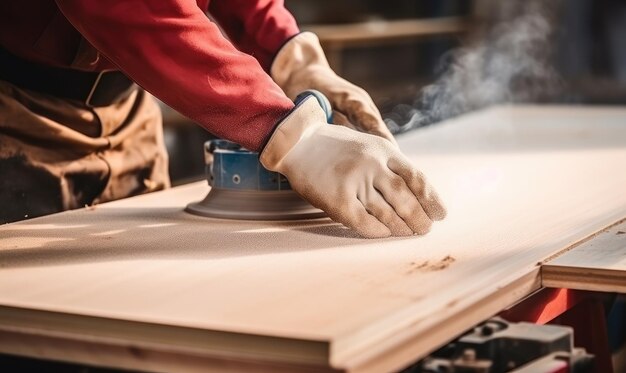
[0,105,625,372]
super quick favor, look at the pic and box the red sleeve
[55,0,294,151]
[208,0,299,71]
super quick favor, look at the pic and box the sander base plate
[185,189,326,221]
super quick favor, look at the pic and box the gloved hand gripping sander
[185,90,332,220]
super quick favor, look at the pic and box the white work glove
[271,32,398,146]
[260,97,446,238]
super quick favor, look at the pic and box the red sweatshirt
[0,1,299,151]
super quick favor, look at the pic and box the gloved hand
[260,96,446,238]
[271,32,397,146]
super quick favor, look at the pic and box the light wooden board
[542,220,626,292]
[1,105,625,372]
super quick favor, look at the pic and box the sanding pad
[186,189,325,221]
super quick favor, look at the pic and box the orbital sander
[185,90,333,221]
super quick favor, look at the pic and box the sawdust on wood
[407,255,456,274]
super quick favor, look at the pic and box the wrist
[260,95,327,171]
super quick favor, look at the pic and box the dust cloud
[386,1,561,133]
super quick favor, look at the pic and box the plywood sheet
[542,220,626,292]
[1,105,625,372]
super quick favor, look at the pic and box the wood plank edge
[331,268,542,373]
[542,266,626,293]
[0,328,338,373]
[0,305,330,368]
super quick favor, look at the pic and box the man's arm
[208,0,299,72]
[55,0,293,151]
[56,0,446,238]
[208,1,396,144]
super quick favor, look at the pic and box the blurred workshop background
[162,0,626,185]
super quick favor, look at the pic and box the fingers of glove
[359,189,413,236]
[331,111,358,131]
[387,156,447,221]
[329,84,398,146]
[343,105,397,146]
[374,174,433,235]
[332,200,391,239]
[333,108,398,147]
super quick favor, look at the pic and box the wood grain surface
[1,105,625,372]
[542,220,626,292]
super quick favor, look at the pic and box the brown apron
[0,80,170,224]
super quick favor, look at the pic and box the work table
[0,105,625,372]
